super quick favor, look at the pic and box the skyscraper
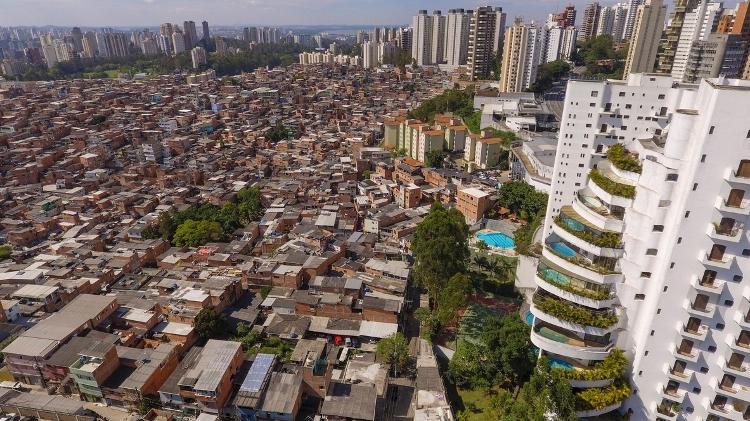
[623,0,644,40]
[362,40,378,68]
[499,19,530,92]
[550,5,577,28]
[446,9,472,66]
[682,33,747,82]
[430,10,447,64]
[579,2,602,42]
[545,26,578,63]
[172,31,186,55]
[467,6,507,80]
[623,0,667,78]
[183,21,197,50]
[411,10,433,66]
[202,21,210,41]
[667,1,724,81]
[656,0,700,74]
[532,72,750,421]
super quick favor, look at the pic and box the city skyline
[1,0,742,28]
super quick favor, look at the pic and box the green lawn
[458,304,502,347]
[457,387,500,421]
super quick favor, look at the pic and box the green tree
[497,181,548,217]
[448,340,492,388]
[0,245,11,261]
[481,315,536,384]
[266,121,289,141]
[488,357,576,421]
[411,202,470,299]
[173,219,224,247]
[425,150,447,168]
[376,332,410,376]
[193,308,230,342]
[529,60,571,93]
[137,395,161,415]
[362,169,373,180]
[436,273,473,326]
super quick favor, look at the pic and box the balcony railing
[554,213,623,249]
[537,265,612,301]
[544,243,619,275]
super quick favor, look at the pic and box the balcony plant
[657,401,679,417]
[575,379,632,411]
[589,169,636,199]
[606,144,642,174]
[534,294,618,328]
[554,215,623,249]
[554,349,626,381]
[537,268,612,301]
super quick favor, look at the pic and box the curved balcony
[553,207,624,258]
[575,402,623,419]
[530,322,612,361]
[535,263,615,309]
[573,189,625,233]
[531,293,619,336]
[606,144,641,183]
[588,165,636,207]
[542,241,622,285]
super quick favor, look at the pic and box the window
[709,126,715,134]
[653,225,664,232]
[657,309,661,314]
[646,249,657,256]
[700,367,709,373]
[635,294,645,300]
[743,249,750,256]
[716,323,725,330]
[670,262,675,268]
[644,351,649,356]
[725,300,734,306]
[735,275,743,282]
[666,173,679,181]
[677,237,682,244]
[619,92,625,97]
[701,154,706,163]
[658,94,665,99]
[641,272,652,278]
[693,183,698,191]
[685,211,690,218]
[708,346,716,353]
[591,90,599,97]
[747,130,750,139]
[662,286,668,292]
[650,330,654,336]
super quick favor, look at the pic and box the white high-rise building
[362,40,378,68]
[611,3,629,42]
[671,2,724,81]
[191,46,207,69]
[41,44,58,68]
[430,10,447,64]
[411,10,433,66]
[523,22,546,89]
[597,6,616,37]
[172,31,186,55]
[623,0,644,40]
[545,26,577,63]
[531,73,750,420]
[446,8,472,66]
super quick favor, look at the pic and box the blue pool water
[476,231,515,249]
[542,268,570,285]
[550,242,577,258]
[524,311,534,326]
[549,358,575,371]
[563,217,586,231]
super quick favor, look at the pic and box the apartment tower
[446,9,472,66]
[623,0,667,78]
[467,6,507,80]
[411,10,433,66]
[579,2,602,42]
[531,73,750,419]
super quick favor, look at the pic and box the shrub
[554,349,626,380]
[537,269,611,301]
[606,144,641,174]
[534,295,618,328]
[589,169,635,199]
[575,380,631,410]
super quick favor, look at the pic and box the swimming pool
[549,358,575,371]
[476,231,515,249]
[541,268,570,286]
[550,242,577,258]
[524,311,535,326]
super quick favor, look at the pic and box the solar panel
[240,353,276,393]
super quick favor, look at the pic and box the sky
[0,0,743,28]
[0,0,737,27]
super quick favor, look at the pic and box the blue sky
[0,0,742,27]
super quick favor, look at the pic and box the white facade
[671,2,723,82]
[534,73,750,420]
[411,10,433,66]
[545,26,577,63]
[431,11,447,64]
[446,9,471,66]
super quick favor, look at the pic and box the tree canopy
[376,332,410,376]
[172,219,224,247]
[529,60,571,93]
[193,308,230,342]
[497,181,548,220]
[411,202,470,299]
[425,150,447,168]
[572,35,628,79]
[0,245,11,261]
[408,88,475,123]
